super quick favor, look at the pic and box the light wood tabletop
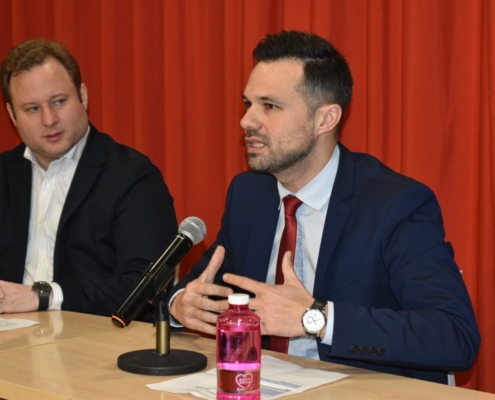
[0,311,493,400]
[0,310,146,352]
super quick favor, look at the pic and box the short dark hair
[1,38,82,107]
[253,30,353,116]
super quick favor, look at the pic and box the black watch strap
[311,299,327,311]
[32,282,51,311]
[38,293,49,311]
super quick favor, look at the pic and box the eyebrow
[242,94,284,105]
[19,93,68,108]
[19,101,39,108]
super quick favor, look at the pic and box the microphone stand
[116,289,207,375]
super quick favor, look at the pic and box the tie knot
[283,195,303,216]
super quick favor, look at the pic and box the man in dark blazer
[169,31,480,384]
[0,39,177,317]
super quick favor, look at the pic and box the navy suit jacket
[171,143,480,384]
[0,124,177,317]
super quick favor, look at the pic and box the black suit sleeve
[54,148,177,317]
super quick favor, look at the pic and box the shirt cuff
[48,282,63,310]
[169,288,185,328]
[321,301,334,345]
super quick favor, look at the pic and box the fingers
[223,251,300,292]
[200,246,225,283]
[174,289,229,336]
[187,289,229,313]
[280,251,300,285]
[170,245,231,335]
[222,273,266,295]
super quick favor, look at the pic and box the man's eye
[54,99,66,105]
[243,101,252,109]
[26,106,39,112]
[264,103,277,110]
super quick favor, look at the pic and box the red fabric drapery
[0,0,493,393]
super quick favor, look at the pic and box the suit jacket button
[368,347,376,355]
[377,348,385,356]
[350,345,358,353]
[359,346,367,354]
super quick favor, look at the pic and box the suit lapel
[7,150,32,280]
[57,126,105,232]
[314,143,354,296]
[243,188,280,282]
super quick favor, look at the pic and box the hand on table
[0,280,40,313]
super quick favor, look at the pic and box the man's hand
[170,246,233,335]
[0,281,40,313]
[223,251,314,337]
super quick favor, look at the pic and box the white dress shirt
[22,127,89,310]
[266,145,339,359]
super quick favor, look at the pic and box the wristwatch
[32,281,52,311]
[301,299,327,337]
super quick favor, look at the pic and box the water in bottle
[217,293,261,400]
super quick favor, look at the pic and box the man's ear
[315,104,342,137]
[80,83,88,109]
[6,102,17,127]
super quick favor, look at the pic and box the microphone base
[117,349,207,375]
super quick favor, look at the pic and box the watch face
[33,281,52,294]
[302,309,326,333]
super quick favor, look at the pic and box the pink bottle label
[217,367,260,393]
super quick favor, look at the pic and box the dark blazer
[171,143,480,384]
[0,124,177,317]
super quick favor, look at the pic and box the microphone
[112,216,206,328]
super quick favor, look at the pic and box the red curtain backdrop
[0,0,493,393]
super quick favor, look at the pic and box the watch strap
[38,292,49,311]
[32,282,51,311]
[311,299,327,312]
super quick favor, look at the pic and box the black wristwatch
[32,281,52,311]
[301,299,327,337]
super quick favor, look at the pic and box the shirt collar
[24,125,90,169]
[277,144,340,211]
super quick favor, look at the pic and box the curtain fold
[0,0,493,392]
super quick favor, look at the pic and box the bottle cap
[228,293,249,305]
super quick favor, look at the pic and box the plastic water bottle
[217,293,261,400]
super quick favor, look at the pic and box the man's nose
[41,107,58,127]
[240,107,261,131]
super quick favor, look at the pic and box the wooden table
[0,311,493,400]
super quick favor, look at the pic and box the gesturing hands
[223,251,314,337]
[170,247,317,339]
[170,246,233,335]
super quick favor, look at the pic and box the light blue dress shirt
[266,145,339,359]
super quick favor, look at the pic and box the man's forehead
[251,59,304,78]
[9,58,75,106]
[11,56,58,79]
[244,60,304,97]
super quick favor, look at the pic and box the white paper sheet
[0,318,40,332]
[147,355,348,399]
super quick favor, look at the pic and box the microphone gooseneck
[111,216,206,328]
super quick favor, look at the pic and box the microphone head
[179,217,206,245]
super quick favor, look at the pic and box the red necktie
[269,195,303,353]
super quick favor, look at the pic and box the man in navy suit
[0,39,177,316]
[170,31,480,383]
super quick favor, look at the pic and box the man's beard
[245,127,316,175]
